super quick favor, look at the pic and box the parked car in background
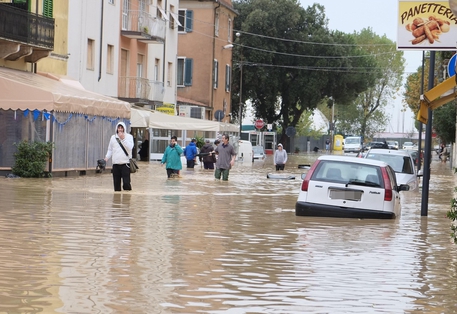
[402,142,415,150]
[387,141,399,150]
[344,136,363,153]
[295,155,409,219]
[252,145,266,161]
[364,149,422,191]
[365,141,389,150]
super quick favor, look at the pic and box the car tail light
[381,167,392,201]
[301,160,320,191]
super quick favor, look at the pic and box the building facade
[177,0,236,123]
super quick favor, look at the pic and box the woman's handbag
[116,138,139,173]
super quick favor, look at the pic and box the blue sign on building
[447,53,457,77]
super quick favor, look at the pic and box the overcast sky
[299,0,423,133]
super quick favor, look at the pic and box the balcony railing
[148,80,164,103]
[0,5,54,49]
[121,10,165,42]
[119,77,164,103]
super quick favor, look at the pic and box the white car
[252,145,266,161]
[364,149,422,191]
[402,141,415,150]
[296,155,409,219]
[387,141,399,150]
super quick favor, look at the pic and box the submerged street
[1,153,457,313]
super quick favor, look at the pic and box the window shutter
[213,60,218,89]
[43,0,53,18]
[184,58,193,86]
[225,65,231,92]
[185,10,193,32]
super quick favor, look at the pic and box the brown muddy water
[1,153,457,314]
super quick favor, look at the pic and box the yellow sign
[156,103,176,116]
[417,75,457,123]
[398,1,457,50]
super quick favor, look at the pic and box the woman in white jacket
[104,122,134,191]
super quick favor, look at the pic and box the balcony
[121,10,165,43]
[118,77,164,105]
[0,5,54,62]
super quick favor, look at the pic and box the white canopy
[130,107,239,133]
[130,106,150,128]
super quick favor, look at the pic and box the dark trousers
[186,159,195,168]
[166,169,180,178]
[203,162,214,169]
[112,164,131,191]
[276,164,285,171]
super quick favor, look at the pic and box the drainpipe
[98,0,104,81]
[161,0,168,107]
[210,0,220,119]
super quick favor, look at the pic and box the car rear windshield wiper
[345,180,380,188]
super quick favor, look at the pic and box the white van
[344,136,363,153]
[235,140,253,162]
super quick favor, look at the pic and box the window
[87,39,95,70]
[215,12,219,37]
[154,58,160,81]
[213,59,218,89]
[43,0,53,18]
[228,19,232,42]
[122,0,129,30]
[177,57,193,86]
[108,0,114,4]
[167,62,172,87]
[107,44,114,74]
[225,64,231,92]
[178,9,193,32]
[157,0,168,20]
[169,5,175,29]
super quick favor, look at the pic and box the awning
[130,106,150,127]
[130,106,239,132]
[0,67,131,118]
[149,110,220,131]
[417,75,457,124]
[169,12,182,27]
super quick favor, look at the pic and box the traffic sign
[285,126,296,137]
[255,119,264,129]
[447,53,457,77]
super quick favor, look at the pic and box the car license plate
[329,189,363,201]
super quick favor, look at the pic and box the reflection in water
[0,154,457,313]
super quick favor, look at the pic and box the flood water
[1,153,457,313]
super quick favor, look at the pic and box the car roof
[317,155,389,167]
[366,149,412,157]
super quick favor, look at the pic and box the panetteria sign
[398,1,457,50]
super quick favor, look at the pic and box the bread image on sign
[406,16,450,45]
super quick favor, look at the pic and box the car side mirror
[398,184,410,192]
[417,170,423,177]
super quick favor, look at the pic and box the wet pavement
[1,153,457,313]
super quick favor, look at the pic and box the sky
[298,0,424,133]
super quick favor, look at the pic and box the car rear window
[312,160,383,186]
[366,153,414,174]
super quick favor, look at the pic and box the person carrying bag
[104,122,135,191]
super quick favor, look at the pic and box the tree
[403,51,455,141]
[232,0,378,144]
[333,28,404,140]
[433,103,456,144]
[295,109,327,139]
